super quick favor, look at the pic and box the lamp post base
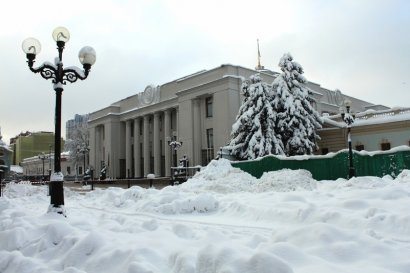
[349,167,356,178]
[48,172,66,216]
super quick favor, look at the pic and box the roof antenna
[255,39,265,71]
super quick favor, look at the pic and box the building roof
[322,107,410,128]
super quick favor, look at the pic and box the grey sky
[1,0,409,144]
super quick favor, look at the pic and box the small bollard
[147,173,155,188]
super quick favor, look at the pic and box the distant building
[317,108,410,154]
[66,114,89,141]
[20,152,77,181]
[0,128,13,180]
[88,64,384,179]
[10,131,64,165]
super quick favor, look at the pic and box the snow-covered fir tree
[271,53,323,156]
[229,74,284,159]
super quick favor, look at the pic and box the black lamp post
[0,169,3,197]
[22,27,96,214]
[38,152,47,181]
[48,144,53,180]
[168,138,183,168]
[77,145,90,178]
[341,99,356,178]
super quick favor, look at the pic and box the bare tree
[64,127,89,179]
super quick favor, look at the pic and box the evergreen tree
[271,53,323,156]
[229,74,284,159]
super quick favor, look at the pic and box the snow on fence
[231,146,410,180]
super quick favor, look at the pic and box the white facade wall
[353,131,408,151]
[21,154,76,178]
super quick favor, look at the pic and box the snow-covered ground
[1,159,410,273]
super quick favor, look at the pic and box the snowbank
[1,160,409,273]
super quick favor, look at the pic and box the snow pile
[183,159,316,193]
[1,160,410,273]
[181,159,257,193]
[396,169,410,183]
[257,169,316,192]
[84,186,219,215]
[3,182,48,198]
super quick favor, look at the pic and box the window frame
[206,128,214,148]
[205,97,213,118]
[381,142,391,151]
[355,144,364,151]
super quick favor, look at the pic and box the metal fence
[231,148,410,180]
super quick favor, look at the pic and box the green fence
[231,148,410,180]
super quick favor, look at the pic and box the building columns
[153,112,161,176]
[125,120,132,178]
[164,109,171,176]
[92,108,180,178]
[193,99,202,166]
[143,115,150,176]
[134,118,141,177]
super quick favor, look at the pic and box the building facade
[89,64,382,179]
[0,130,13,180]
[10,131,64,166]
[317,108,410,154]
[20,152,77,181]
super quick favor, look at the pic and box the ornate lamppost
[48,144,53,180]
[341,99,356,178]
[38,152,48,181]
[22,27,96,214]
[168,138,183,168]
[77,144,90,178]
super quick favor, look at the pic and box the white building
[318,108,410,154]
[88,64,384,179]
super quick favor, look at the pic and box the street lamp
[38,152,48,181]
[168,138,183,168]
[77,144,90,178]
[340,99,356,178]
[48,144,53,180]
[22,27,96,214]
[0,169,3,197]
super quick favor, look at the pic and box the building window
[67,166,71,175]
[206,128,214,148]
[381,142,391,151]
[355,144,364,151]
[171,111,175,130]
[206,97,213,118]
[321,148,329,155]
[140,119,143,135]
[202,149,214,166]
[131,122,134,137]
[159,116,163,131]
[160,140,163,155]
[79,166,83,175]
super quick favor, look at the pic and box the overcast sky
[1,0,409,144]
